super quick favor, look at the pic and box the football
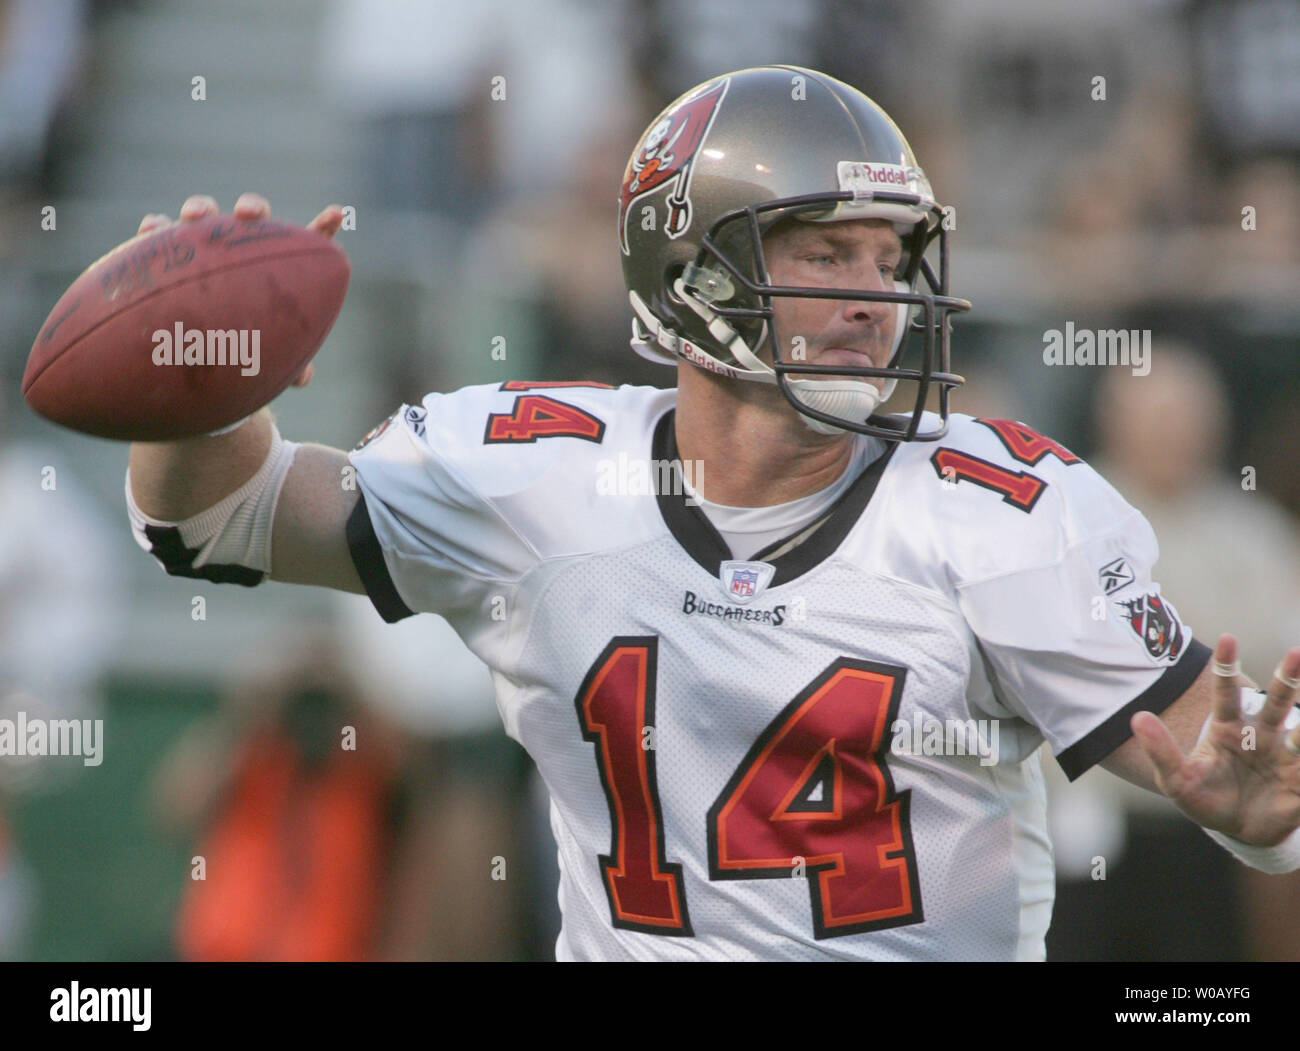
[22,214,349,441]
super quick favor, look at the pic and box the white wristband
[1198,688,1300,873]
[1203,826,1300,874]
[125,421,298,578]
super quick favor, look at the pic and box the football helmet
[619,65,970,440]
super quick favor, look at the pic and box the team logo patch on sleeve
[1116,591,1186,664]
[353,411,396,452]
[354,406,427,451]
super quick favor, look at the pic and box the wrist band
[126,421,297,579]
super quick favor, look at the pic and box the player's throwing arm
[60,193,368,594]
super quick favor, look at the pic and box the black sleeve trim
[142,524,264,586]
[1056,638,1213,781]
[345,492,417,623]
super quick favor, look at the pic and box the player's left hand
[1131,634,1300,845]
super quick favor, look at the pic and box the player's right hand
[135,193,345,389]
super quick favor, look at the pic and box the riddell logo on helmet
[841,163,908,186]
[836,161,930,200]
[678,338,739,378]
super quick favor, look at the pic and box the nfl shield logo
[718,561,775,605]
[730,569,758,597]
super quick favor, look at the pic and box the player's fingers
[137,213,173,236]
[233,192,270,220]
[307,205,344,238]
[1255,645,1300,730]
[1210,634,1243,723]
[290,363,314,388]
[179,195,219,222]
[1131,711,1188,786]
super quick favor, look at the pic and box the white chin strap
[784,377,893,436]
[629,278,910,436]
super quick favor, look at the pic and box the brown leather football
[22,214,349,441]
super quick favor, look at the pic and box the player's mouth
[810,347,878,369]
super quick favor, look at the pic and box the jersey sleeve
[952,453,1211,781]
[344,394,539,626]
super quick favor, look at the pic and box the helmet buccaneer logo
[619,78,729,255]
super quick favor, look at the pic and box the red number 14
[576,638,923,941]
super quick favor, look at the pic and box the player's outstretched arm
[268,441,363,593]
[129,411,363,594]
[1102,634,1300,860]
[127,193,363,595]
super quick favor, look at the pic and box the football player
[125,66,1300,960]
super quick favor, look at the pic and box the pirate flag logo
[619,78,729,255]
[1118,591,1186,664]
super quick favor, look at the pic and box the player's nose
[841,270,895,326]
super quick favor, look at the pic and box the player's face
[761,218,901,389]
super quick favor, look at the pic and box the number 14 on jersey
[575,637,924,941]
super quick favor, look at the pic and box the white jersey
[345,382,1209,961]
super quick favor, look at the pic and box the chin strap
[628,291,680,367]
[629,287,770,381]
[672,277,774,375]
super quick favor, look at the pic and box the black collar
[651,409,897,587]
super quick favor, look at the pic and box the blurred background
[0,0,1297,960]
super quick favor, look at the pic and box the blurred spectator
[0,383,122,753]
[0,377,122,959]
[1190,0,1300,159]
[1090,344,1300,679]
[319,0,500,221]
[0,0,87,190]
[152,643,404,961]
[320,0,633,215]
[1039,88,1212,310]
[318,0,505,408]
[1046,343,1300,960]
[630,0,816,99]
[319,0,637,402]
[333,592,549,960]
[1220,156,1300,293]
[460,123,668,389]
